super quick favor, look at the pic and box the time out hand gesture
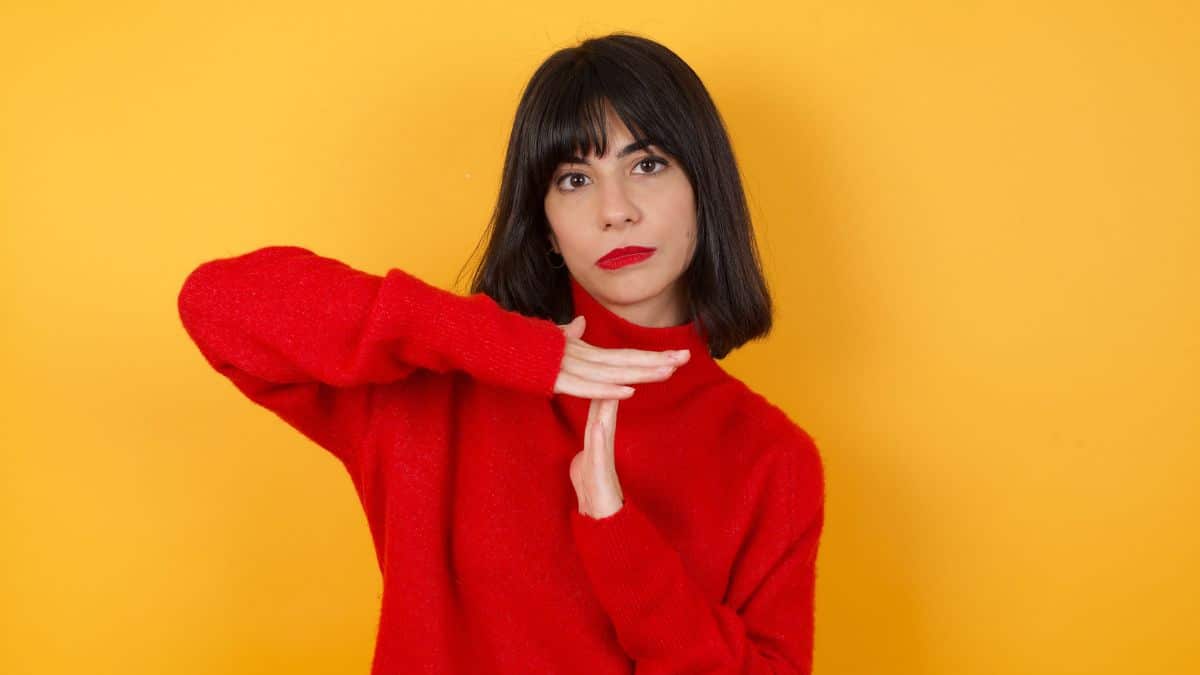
[570,397,623,518]
[552,315,690,400]
[555,315,688,519]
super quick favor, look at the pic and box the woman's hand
[553,315,690,400]
[569,397,624,518]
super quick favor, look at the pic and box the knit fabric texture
[178,245,826,674]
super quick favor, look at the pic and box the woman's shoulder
[696,377,825,539]
[716,376,823,470]
[728,381,826,515]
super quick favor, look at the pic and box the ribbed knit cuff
[569,497,713,659]
[378,267,566,398]
[452,291,567,397]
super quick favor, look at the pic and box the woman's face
[543,107,698,328]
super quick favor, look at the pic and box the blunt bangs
[524,48,698,198]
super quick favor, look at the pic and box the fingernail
[622,386,636,396]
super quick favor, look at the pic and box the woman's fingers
[551,326,692,399]
[563,342,688,383]
[563,353,677,385]
[556,316,586,341]
[584,398,617,459]
[555,370,636,399]
[569,340,689,368]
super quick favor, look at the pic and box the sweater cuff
[377,267,566,398]
[569,498,732,663]
[569,436,824,673]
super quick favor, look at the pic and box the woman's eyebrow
[563,138,659,165]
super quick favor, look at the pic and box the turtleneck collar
[551,275,724,426]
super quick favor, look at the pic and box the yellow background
[2,2,1197,673]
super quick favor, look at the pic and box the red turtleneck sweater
[177,245,825,674]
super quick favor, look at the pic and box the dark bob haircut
[459,31,772,360]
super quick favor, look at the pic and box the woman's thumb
[559,314,585,338]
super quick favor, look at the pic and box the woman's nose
[598,180,640,228]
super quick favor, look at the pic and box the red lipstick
[596,246,656,270]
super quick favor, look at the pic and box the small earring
[546,243,565,269]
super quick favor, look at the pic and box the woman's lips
[596,249,656,270]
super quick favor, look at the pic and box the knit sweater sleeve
[568,430,826,674]
[177,245,566,468]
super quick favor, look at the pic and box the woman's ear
[548,231,560,254]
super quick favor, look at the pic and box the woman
[178,32,825,674]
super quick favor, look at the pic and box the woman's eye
[635,157,669,174]
[555,156,669,192]
[559,173,590,190]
